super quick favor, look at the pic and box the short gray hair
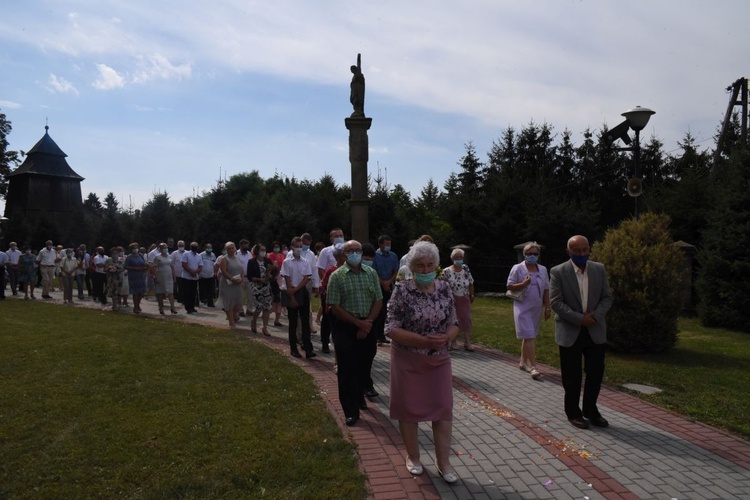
[407,241,440,271]
[450,248,464,259]
[523,242,541,254]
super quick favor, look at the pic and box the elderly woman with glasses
[506,242,551,379]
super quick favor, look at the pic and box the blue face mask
[453,260,463,266]
[347,252,362,267]
[570,254,589,267]
[361,260,374,267]
[334,237,344,245]
[525,255,538,265]
[302,244,310,252]
[414,271,437,286]
[384,246,391,253]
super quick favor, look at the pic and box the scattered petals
[455,450,464,456]
[543,479,553,487]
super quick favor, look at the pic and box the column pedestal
[345,116,372,244]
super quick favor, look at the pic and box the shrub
[592,213,685,352]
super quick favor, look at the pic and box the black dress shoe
[345,416,359,427]
[568,417,590,429]
[305,351,317,359]
[290,351,302,358]
[321,346,330,354]
[359,401,368,410]
[365,389,379,398]
[584,414,609,427]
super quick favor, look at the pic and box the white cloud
[48,73,79,95]
[0,100,22,109]
[132,54,191,84]
[92,64,125,90]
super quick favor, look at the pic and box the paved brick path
[17,290,750,499]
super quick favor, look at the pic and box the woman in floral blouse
[386,241,460,484]
[440,248,475,351]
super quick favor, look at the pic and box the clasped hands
[356,318,373,339]
[582,312,598,328]
[425,332,450,350]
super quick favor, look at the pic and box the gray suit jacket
[550,260,613,347]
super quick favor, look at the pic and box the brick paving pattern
[17,290,750,499]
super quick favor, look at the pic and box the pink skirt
[454,294,472,332]
[389,346,453,422]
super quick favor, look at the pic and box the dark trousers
[85,270,93,296]
[372,289,392,341]
[559,328,606,419]
[199,277,215,306]
[0,266,6,298]
[320,295,331,347]
[75,274,85,298]
[333,318,377,419]
[8,266,19,294]
[182,278,198,312]
[92,272,107,304]
[287,289,312,353]
[175,277,183,303]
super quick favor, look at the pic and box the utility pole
[713,77,749,167]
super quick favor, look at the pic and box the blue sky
[1,1,748,213]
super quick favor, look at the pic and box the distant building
[4,125,85,246]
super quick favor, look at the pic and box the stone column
[345,116,372,244]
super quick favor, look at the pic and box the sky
[1,0,748,214]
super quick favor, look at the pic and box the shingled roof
[8,126,84,180]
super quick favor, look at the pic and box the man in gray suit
[550,235,613,429]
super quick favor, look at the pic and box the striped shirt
[326,263,383,318]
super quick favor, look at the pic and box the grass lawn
[471,296,750,440]
[0,300,366,499]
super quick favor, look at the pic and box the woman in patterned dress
[385,241,460,484]
[124,242,148,314]
[247,243,273,335]
[105,247,125,311]
[151,243,178,315]
[18,247,37,299]
[440,248,475,351]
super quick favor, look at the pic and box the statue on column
[350,53,365,117]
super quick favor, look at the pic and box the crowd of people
[0,230,612,483]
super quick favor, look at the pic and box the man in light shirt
[181,242,203,314]
[316,228,345,280]
[281,236,316,359]
[199,243,217,307]
[6,242,21,296]
[36,240,58,299]
[170,240,186,303]
[0,249,8,300]
[92,246,109,305]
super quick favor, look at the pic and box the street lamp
[605,106,655,215]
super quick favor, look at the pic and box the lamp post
[607,106,655,216]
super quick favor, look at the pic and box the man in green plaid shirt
[327,240,383,427]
